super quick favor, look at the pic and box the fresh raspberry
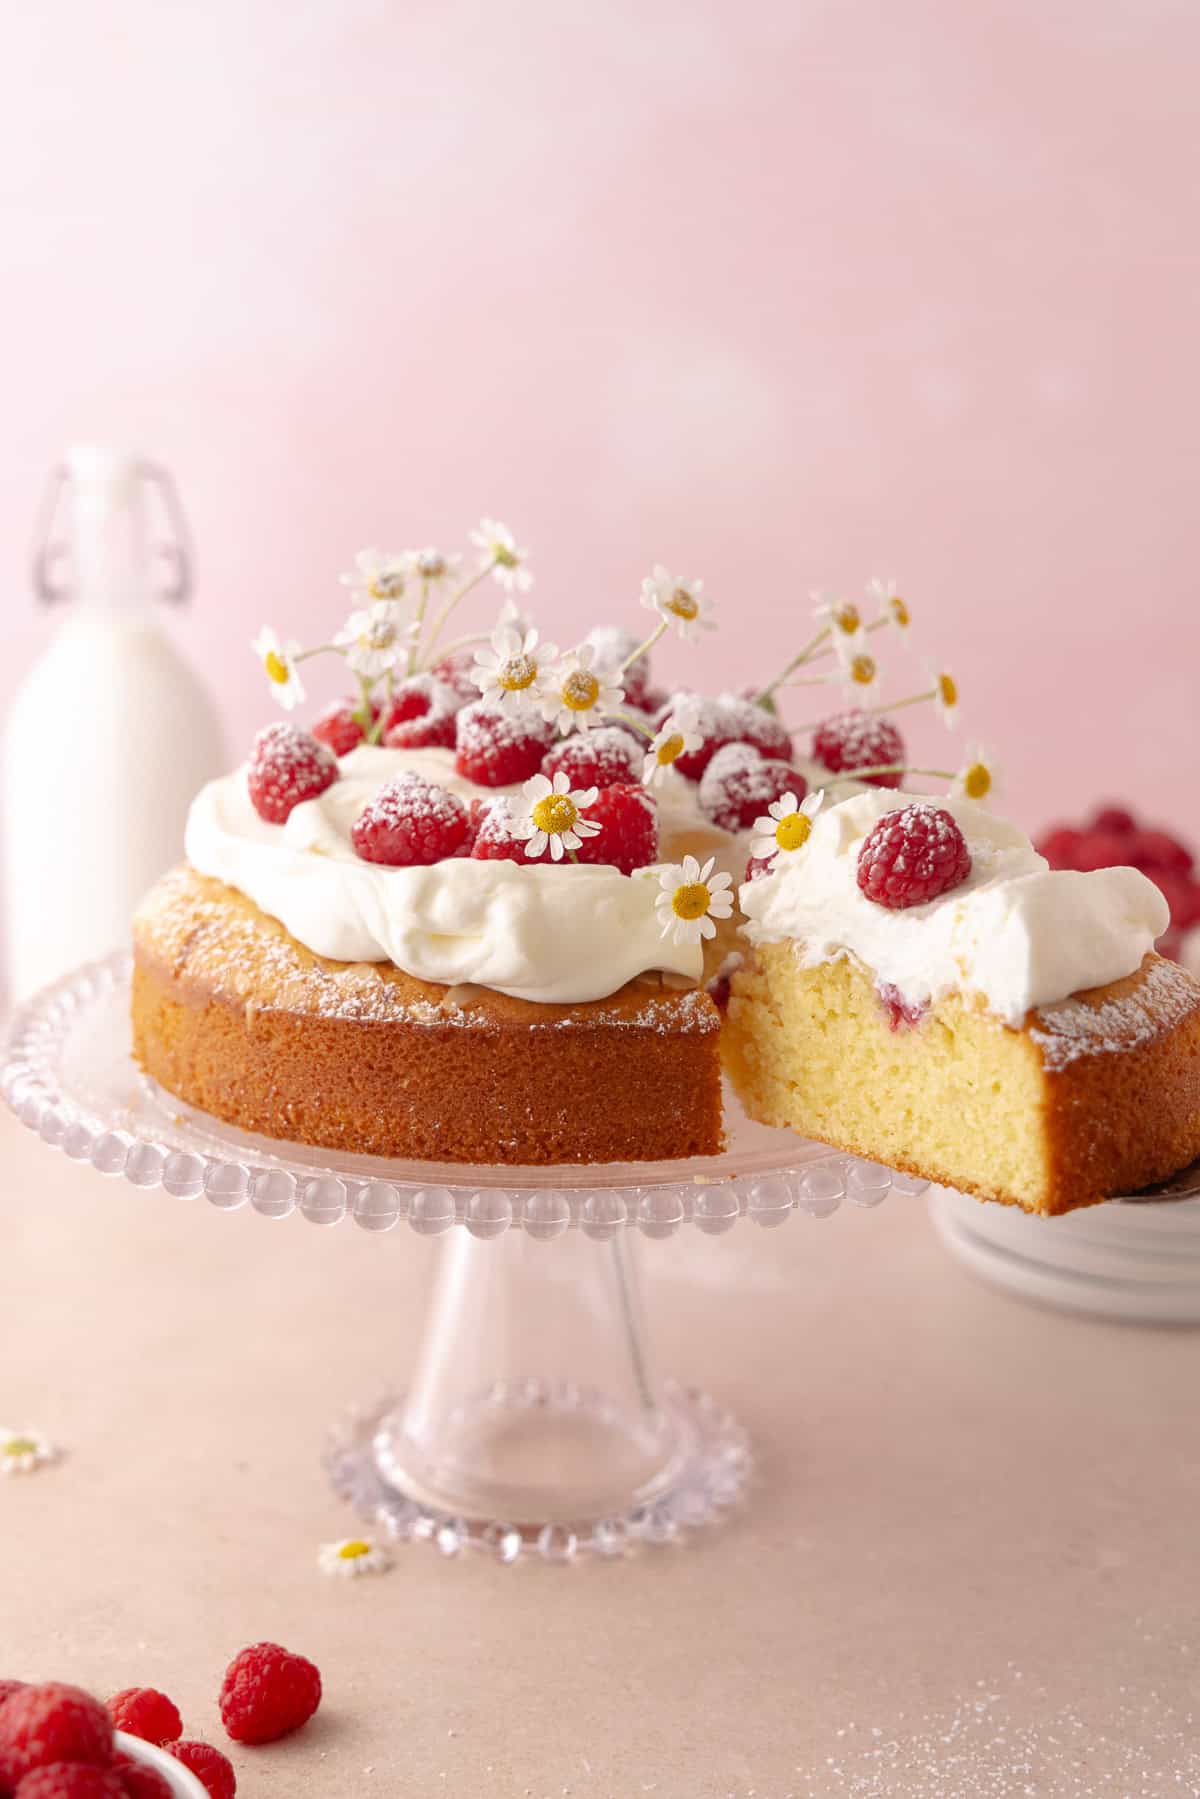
[713,695,792,762]
[1158,925,1184,962]
[351,774,468,866]
[856,804,971,909]
[1068,830,1131,873]
[163,1743,236,1799]
[570,784,658,875]
[743,854,775,883]
[429,648,481,708]
[379,674,464,737]
[455,703,555,787]
[1127,828,1195,878]
[584,626,649,706]
[540,726,643,790]
[654,693,731,780]
[876,981,929,1030]
[0,1685,113,1788]
[1151,872,1200,931]
[383,710,457,749]
[310,698,369,757]
[0,1683,28,1710]
[110,1756,174,1799]
[811,711,906,788]
[1035,826,1085,870]
[469,800,526,862]
[1090,804,1136,834]
[218,1643,321,1747]
[246,724,338,825]
[13,1767,125,1799]
[105,1693,181,1749]
[697,744,806,832]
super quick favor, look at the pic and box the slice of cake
[723,791,1200,1215]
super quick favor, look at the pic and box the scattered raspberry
[13,1766,125,1799]
[455,703,555,787]
[218,1643,321,1747]
[105,1692,180,1751]
[246,724,338,824]
[811,711,905,788]
[584,625,649,705]
[164,1742,236,1799]
[0,1682,28,1709]
[856,804,971,909]
[713,695,792,762]
[540,726,642,790]
[310,698,369,757]
[697,744,806,832]
[351,774,468,866]
[1127,828,1194,878]
[570,784,658,875]
[469,800,526,862]
[1090,803,1136,834]
[110,1756,173,1799]
[0,1685,113,1788]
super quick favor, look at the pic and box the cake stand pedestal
[3,951,936,1560]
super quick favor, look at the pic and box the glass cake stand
[2,951,935,1561]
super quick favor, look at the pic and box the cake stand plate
[4,952,940,1561]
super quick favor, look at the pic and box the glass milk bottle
[1,448,226,1005]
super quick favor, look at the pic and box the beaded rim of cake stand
[2,950,934,1235]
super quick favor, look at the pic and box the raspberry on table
[0,1684,113,1788]
[856,804,971,909]
[571,784,658,876]
[13,1766,126,1799]
[246,724,338,825]
[218,1643,321,1747]
[811,711,906,788]
[540,726,643,791]
[455,703,555,787]
[110,1755,174,1799]
[105,1692,180,1750]
[351,774,469,866]
[310,698,369,758]
[164,1741,236,1799]
[697,744,806,833]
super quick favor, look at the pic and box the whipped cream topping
[185,745,707,1004]
[739,789,1169,1027]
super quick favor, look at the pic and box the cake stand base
[324,1225,750,1561]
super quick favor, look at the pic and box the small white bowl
[114,1731,210,1799]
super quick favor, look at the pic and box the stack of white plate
[930,1187,1200,1323]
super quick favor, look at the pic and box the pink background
[3,0,1198,836]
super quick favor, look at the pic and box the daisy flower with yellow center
[333,600,413,679]
[927,662,959,728]
[866,576,910,630]
[813,594,865,651]
[251,626,305,711]
[642,702,703,788]
[406,546,461,590]
[539,645,624,735]
[953,744,1003,805]
[516,772,602,861]
[0,1428,56,1476]
[749,790,825,867]
[655,855,735,945]
[317,1536,392,1579]
[340,547,409,605]
[839,649,880,705]
[640,565,716,642]
[470,517,533,593]
[471,625,558,712]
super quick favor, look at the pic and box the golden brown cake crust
[132,865,724,1165]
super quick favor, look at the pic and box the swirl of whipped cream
[739,789,1169,1027]
[184,746,706,1003]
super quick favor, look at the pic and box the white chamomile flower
[471,625,558,711]
[0,1428,56,1476]
[540,644,624,734]
[516,772,602,861]
[642,702,704,788]
[340,547,409,604]
[813,592,865,656]
[470,517,533,592]
[251,626,305,711]
[333,600,413,679]
[866,576,910,630]
[640,565,716,641]
[655,855,735,945]
[317,1536,392,1579]
[405,546,462,590]
[953,743,1003,805]
[838,648,881,705]
[750,790,825,866]
[927,662,959,728]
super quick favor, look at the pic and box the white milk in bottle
[1,448,226,1004]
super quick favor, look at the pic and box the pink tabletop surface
[3,1107,1198,1796]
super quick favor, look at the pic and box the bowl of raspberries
[1036,803,1200,963]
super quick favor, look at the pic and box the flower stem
[618,618,668,673]
[608,708,655,740]
[755,626,830,703]
[407,578,429,677]
[822,763,954,787]
[420,562,494,668]
[790,688,936,731]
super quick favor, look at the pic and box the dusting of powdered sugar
[1031,956,1200,1070]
